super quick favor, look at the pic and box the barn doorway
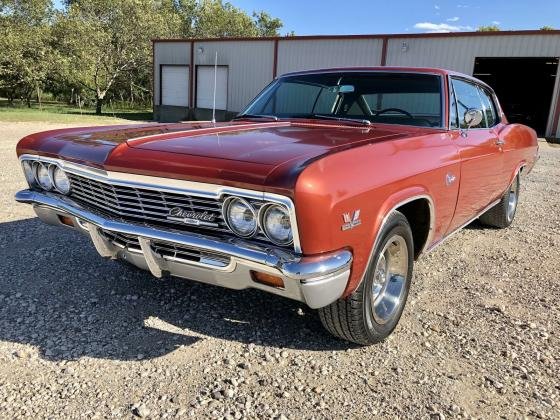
[473,57,559,136]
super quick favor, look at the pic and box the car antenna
[211,51,217,124]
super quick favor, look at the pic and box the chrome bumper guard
[15,190,352,309]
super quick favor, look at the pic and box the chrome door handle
[496,139,505,146]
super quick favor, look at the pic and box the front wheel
[318,211,414,345]
[479,174,520,228]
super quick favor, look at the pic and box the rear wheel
[318,211,414,345]
[479,174,520,228]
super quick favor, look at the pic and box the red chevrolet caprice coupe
[15,68,538,345]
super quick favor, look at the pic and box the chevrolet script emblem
[342,210,361,231]
[167,207,219,227]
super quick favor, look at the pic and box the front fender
[294,134,458,297]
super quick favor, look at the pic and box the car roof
[279,67,493,91]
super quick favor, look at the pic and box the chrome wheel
[371,235,409,324]
[507,177,519,222]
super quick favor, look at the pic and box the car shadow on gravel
[0,218,350,362]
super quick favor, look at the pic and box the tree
[0,0,55,106]
[0,0,284,113]
[53,0,181,114]
[253,11,282,37]
[540,26,555,31]
[477,25,500,32]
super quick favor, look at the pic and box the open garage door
[161,65,189,107]
[473,57,559,136]
[196,66,228,110]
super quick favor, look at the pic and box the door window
[451,78,486,129]
[477,87,498,127]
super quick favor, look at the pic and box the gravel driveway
[1,121,558,419]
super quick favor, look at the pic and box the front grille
[99,230,231,268]
[67,172,281,247]
[68,173,230,234]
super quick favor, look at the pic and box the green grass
[0,100,153,124]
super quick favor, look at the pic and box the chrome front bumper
[15,190,352,309]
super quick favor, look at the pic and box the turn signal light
[58,215,74,227]
[251,271,284,289]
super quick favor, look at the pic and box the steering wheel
[375,108,414,119]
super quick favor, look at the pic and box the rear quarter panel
[294,131,461,297]
[497,123,539,186]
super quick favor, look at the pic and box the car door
[447,77,504,233]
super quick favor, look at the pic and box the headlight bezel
[222,196,259,238]
[259,203,294,246]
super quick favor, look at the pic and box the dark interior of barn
[473,57,559,136]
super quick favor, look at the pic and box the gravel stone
[0,123,558,419]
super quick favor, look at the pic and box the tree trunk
[95,97,103,115]
[36,85,42,110]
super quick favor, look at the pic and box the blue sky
[53,1,559,35]
[233,0,559,34]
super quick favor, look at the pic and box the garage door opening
[473,57,559,136]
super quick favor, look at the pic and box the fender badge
[342,210,361,231]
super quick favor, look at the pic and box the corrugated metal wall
[153,34,560,136]
[153,42,190,106]
[277,38,383,74]
[385,35,560,73]
[192,40,275,111]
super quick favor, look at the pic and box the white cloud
[447,16,460,22]
[457,4,469,8]
[492,20,501,25]
[435,4,440,9]
[414,22,472,33]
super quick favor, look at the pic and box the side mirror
[464,108,483,129]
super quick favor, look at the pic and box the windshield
[241,72,443,128]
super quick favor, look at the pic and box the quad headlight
[223,196,294,246]
[260,204,293,246]
[34,162,53,191]
[51,165,71,194]
[223,197,258,237]
[21,160,71,195]
[21,160,36,186]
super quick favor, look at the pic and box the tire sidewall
[508,175,521,223]
[362,212,414,341]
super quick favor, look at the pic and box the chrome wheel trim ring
[507,177,519,222]
[371,234,409,325]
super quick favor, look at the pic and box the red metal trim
[152,29,560,44]
[189,42,194,109]
[273,39,279,78]
[380,37,388,66]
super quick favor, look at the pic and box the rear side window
[451,78,486,129]
[477,87,498,127]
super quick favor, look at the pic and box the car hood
[125,121,402,164]
[17,120,426,194]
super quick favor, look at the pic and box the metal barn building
[152,30,560,138]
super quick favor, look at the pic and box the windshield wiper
[232,114,279,121]
[311,114,371,126]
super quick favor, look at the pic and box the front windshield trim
[240,71,446,130]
